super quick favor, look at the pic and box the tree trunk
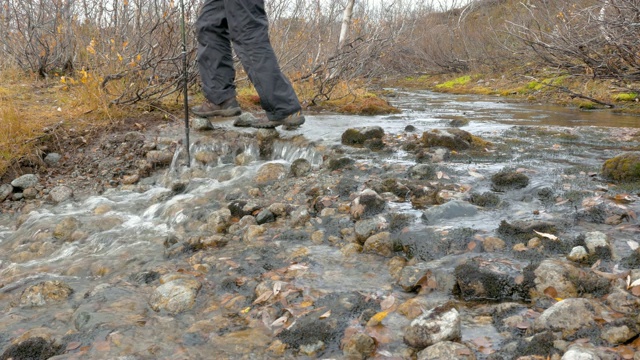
[338,0,355,50]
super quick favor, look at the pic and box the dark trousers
[195,0,301,120]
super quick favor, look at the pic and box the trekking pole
[179,0,191,167]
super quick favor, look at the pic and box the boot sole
[252,116,305,130]
[191,107,241,118]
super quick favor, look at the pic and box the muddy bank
[1,91,640,359]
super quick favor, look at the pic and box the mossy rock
[491,170,529,190]
[422,128,472,151]
[341,126,385,147]
[602,152,640,182]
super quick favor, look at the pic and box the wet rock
[206,208,232,233]
[336,177,359,199]
[290,207,311,227]
[278,292,378,356]
[454,256,534,302]
[601,152,640,182]
[600,320,638,345]
[363,232,394,257]
[607,287,640,315]
[53,217,80,241]
[566,246,589,262]
[421,200,478,224]
[364,137,385,151]
[43,152,62,166]
[20,281,74,307]
[11,174,39,189]
[256,209,275,225]
[533,259,610,299]
[584,231,610,258]
[146,150,174,165]
[468,192,500,207]
[350,189,386,220]
[194,149,218,165]
[403,303,461,349]
[192,117,212,131]
[342,332,376,360]
[417,341,475,360]
[0,183,12,202]
[532,298,605,337]
[422,128,474,151]
[149,275,202,314]
[327,157,355,171]
[399,227,476,261]
[405,125,416,132]
[491,169,529,190]
[22,187,38,200]
[561,344,600,360]
[497,220,558,245]
[1,337,63,360]
[408,164,437,180]
[354,216,387,244]
[49,185,73,204]
[188,234,228,250]
[291,158,312,177]
[479,236,504,252]
[255,162,288,185]
[243,225,266,242]
[342,126,385,147]
[267,203,289,217]
[341,243,363,256]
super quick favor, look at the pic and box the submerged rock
[403,303,461,349]
[149,275,202,314]
[341,126,385,147]
[350,189,386,220]
[421,129,472,151]
[491,169,529,190]
[0,337,63,360]
[601,152,640,182]
[532,298,605,338]
[20,281,74,307]
[454,256,534,302]
[417,341,475,360]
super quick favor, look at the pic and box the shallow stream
[1,90,639,359]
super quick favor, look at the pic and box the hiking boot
[191,97,241,117]
[251,111,305,130]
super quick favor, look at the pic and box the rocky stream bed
[1,90,640,360]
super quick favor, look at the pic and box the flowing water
[1,90,639,359]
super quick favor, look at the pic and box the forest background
[1,0,639,177]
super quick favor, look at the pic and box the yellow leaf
[60,76,66,84]
[117,53,123,62]
[299,301,313,308]
[241,307,251,314]
[367,311,389,326]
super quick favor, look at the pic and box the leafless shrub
[504,0,640,80]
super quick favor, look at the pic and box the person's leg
[224,0,302,122]
[193,0,241,117]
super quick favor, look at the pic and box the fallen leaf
[319,310,331,319]
[299,301,313,308]
[437,171,443,179]
[543,286,558,298]
[380,296,395,310]
[631,286,640,297]
[628,278,640,289]
[468,170,484,179]
[533,230,558,241]
[273,281,283,296]
[271,314,289,328]
[367,311,389,326]
[253,290,273,304]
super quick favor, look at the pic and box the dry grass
[0,68,138,177]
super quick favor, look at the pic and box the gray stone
[49,186,73,204]
[20,281,73,307]
[256,209,275,225]
[146,150,174,165]
[191,117,212,131]
[11,174,39,189]
[455,256,532,302]
[350,189,386,220]
[268,203,289,217]
[124,131,145,142]
[408,164,436,180]
[421,200,478,223]
[417,341,476,360]
[342,333,376,360]
[0,184,12,202]
[291,158,312,177]
[22,187,38,200]
[53,217,80,241]
[363,232,394,257]
[235,152,255,166]
[584,231,609,255]
[149,276,202,314]
[567,246,589,262]
[533,298,605,336]
[206,208,232,233]
[43,153,62,166]
[255,162,288,185]
[290,207,311,227]
[354,216,387,244]
[403,303,461,349]
[533,259,597,299]
[561,344,601,360]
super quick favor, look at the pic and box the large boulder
[602,152,640,182]
[341,126,385,147]
[421,129,472,151]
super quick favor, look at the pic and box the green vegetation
[436,75,472,89]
